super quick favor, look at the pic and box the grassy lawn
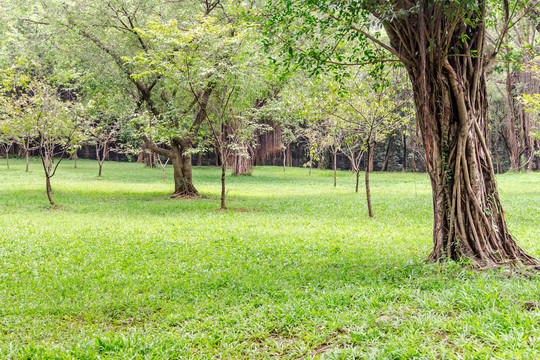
[1,158,540,359]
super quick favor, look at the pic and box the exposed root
[169,192,200,199]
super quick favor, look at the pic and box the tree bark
[383,2,538,267]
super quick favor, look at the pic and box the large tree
[266,0,540,267]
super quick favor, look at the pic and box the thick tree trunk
[231,149,253,175]
[384,3,538,267]
[141,137,199,197]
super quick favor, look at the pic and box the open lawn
[1,158,540,359]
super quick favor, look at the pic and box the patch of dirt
[522,301,540,311]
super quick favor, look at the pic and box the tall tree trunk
[384,2,538,267]
[6,151,9,169]
[283,149,286,172]
[506,71,521,171]
[25,150,29,172]
[197,152,202,166]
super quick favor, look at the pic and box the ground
[0,158,540,359]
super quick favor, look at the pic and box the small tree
[1,72,83,206]
[207,84,270,210]
[0,131,15,169]
[84,116,122,177]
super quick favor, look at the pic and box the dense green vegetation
[1,159,539,358]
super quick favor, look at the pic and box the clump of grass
[0,158,539,358]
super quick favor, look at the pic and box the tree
[0,131,15,169]
[307,68,412,216]
[207,85,270,209]
[19,1,227,197]
[1,71,83,206]
[265,0,540,267]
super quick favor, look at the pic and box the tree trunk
[25,137,30,172]
[383,3,538,267]
[231,149,253,175]
[493,137,502,174]
[381,135,394,172]
[221,161,227,210]
[365,142,374,217]
[287,145,292,167]
[283,149,286,172]
[333,150,337,187]
[506,71,521,171]
[96,146,102,177]
[6,151,9,169]
[197,152,202,166]
[355,169,360,193]
[402,133,407,171]
[141,137,198,197]
[46,176,54,206]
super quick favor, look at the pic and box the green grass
[0,158,540,359]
